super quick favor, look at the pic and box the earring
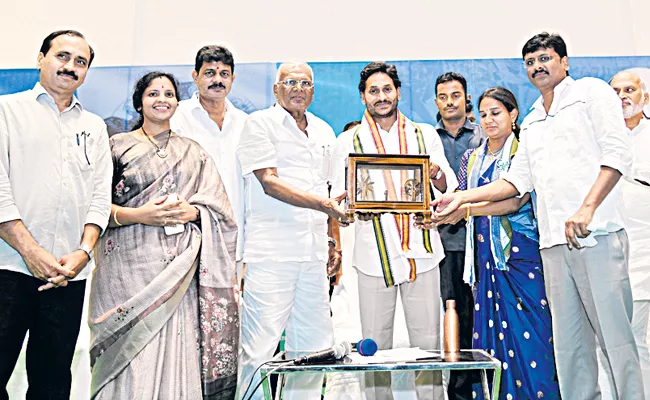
[512,121,517,130]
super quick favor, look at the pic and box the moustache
[208,83,226,90]
[57,70,79,80]
[532,69,548,78]
[374,101,391,107]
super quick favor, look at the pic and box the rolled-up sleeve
[586,78,633,175]
[85,123,112,232]
[0,105,21,224]
[237,116,277,176]
[502,130,534,197]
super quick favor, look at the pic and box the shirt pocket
[69,132,94,175]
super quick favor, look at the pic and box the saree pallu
[89,131,239,399]
[470,158,560,400]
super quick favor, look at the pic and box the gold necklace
[487,146,502,158]
[141,127,172,158]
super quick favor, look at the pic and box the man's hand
[429,162,441,180]
[431,192,463,218]
[565,205,595,250]
[321,192,347,220]
[22,245,72,285]
[327,244,342,277]
[137,195,186,227]
[39,249,91,291]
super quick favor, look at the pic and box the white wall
[2,0,650,69]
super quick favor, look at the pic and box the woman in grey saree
[88,72,239,399]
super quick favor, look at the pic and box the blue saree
[459,138,560,400]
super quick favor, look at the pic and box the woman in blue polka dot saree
[439,87,560,400]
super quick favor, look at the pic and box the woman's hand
[176,196,200,224]
[433,205,468,225]
[135,195,186,227]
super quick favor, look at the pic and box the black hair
[343,120,361,132]
[131,71,181,130]
[521,32,568,59]
[40,30,95,67]
[435,72,472,113]
[358,62,401,93]
[478,86,521,138]
[194,45,235,73]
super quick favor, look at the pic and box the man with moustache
[609,70,650,398]
[331,62,455,399]
[0,30,112,399]
[171,45,248,289]
[236,62,345,400]
[433,72,484,400]
[432,32,643,398]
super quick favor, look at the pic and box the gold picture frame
[344,153,432,223]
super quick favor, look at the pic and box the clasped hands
[24,245,89,291]
[138,194,199,227]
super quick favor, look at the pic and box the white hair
[275,62,315,83]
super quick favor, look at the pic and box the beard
[369,100,399,119]
[622,100,645,119]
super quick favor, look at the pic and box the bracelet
[113,207,123,226]
[465,204,471,220]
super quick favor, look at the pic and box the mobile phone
[164,193,185,235]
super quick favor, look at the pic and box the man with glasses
[431,32,643,398]
[236,62,345,400]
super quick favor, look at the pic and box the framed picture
[344,153,432,223]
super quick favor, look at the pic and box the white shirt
[503,77,632,249]
[237,104,336,263]
[0,83,112,280]
[621,118,650,300]
[171,94,248,260]
[331,118,457,278]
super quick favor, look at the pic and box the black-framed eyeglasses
[523,54,554,67]
[280,79,314,89]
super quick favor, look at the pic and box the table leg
[261,370,272,400]
[480,369,491,399]
[491,367,502,400]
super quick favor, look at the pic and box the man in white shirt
[432,32,643,399]
[331,62,456,400]
[0,30,112,400]
[171,45,248,287]
[610,70,650,399]
[236,62,346,400]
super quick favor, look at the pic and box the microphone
[293,341,352,365]
[355,338,378,356]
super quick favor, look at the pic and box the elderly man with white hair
[236,62,346,400]
[605,70,650,399]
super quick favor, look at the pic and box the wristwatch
[77,244,93,260]
[328,237,337,247]
[433,169,443,180]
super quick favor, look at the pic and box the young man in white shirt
[432,32,643,399]
[0,30,112,400]
[608,70,650,399]
[236,62,346,400]
[171,45,248,287]
[331,62,456,400]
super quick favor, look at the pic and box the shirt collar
[529,76,574,114]
[189,91,232,113]
[32,82,82,112]
[270,103,312,126]
[632,118,650,134]
[435,117,475,136]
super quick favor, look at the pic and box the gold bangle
[465,204,471,220]
[113,207,123,226]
